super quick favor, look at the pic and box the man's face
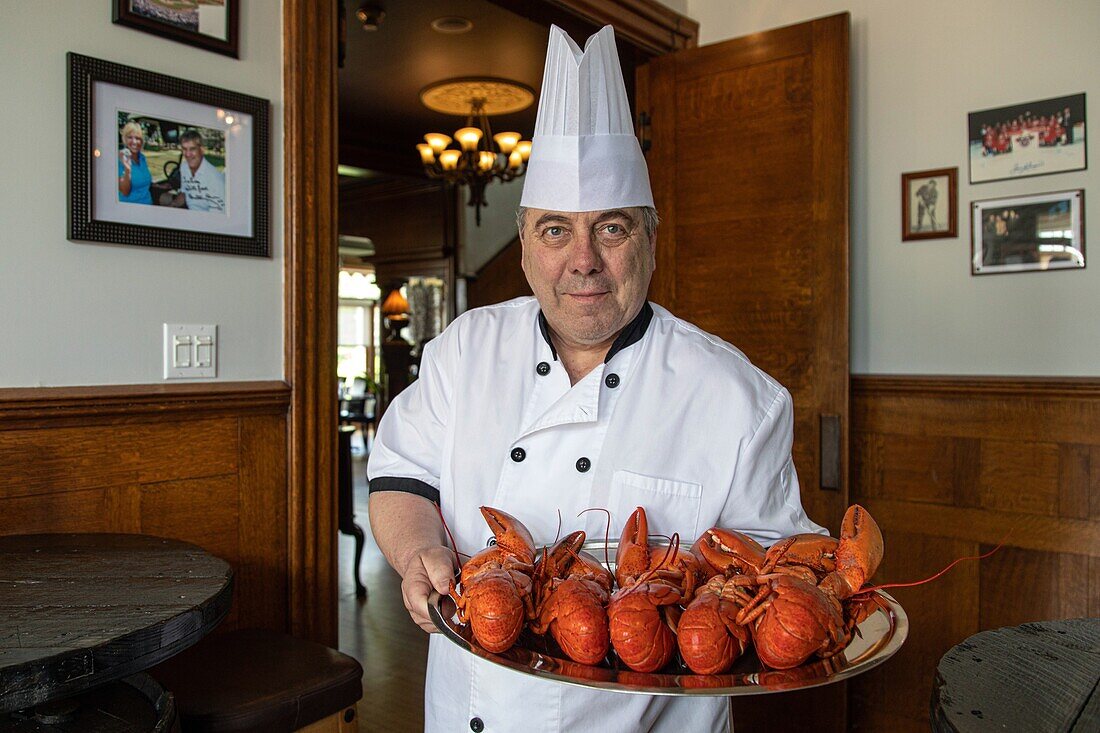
[181,140,204,167]
[520,207,655,348]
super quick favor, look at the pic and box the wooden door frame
[282,0,696,644]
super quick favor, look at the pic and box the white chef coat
[368,296,824,733]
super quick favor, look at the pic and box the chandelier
[416,78,534,225]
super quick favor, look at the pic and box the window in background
[338,269,381,381]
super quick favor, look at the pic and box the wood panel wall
[848,375,1100,732]
[0,382,291,635]
[466,237,531,310]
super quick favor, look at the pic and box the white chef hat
[520,25,654,212]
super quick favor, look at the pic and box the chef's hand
[401,545,457,633]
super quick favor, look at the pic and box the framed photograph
[971,190,1085,275]
[902,167,958,240]
[113,0,239,58]
[68,53,269,257]
[968,93,1087,183]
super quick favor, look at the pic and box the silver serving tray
[428,538,908,696]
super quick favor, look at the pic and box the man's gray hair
[516,206,660,240]
[180,128,203,145]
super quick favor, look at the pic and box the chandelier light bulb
[455,127,483,151]
[416,143,436,165]
[515,140,532,161]
[439,150,461,170]
[493,132,521,154]
[478,151,496,171]
[507,150,523,169]
[424,133,451,154]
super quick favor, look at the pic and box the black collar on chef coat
[537,301,654,363]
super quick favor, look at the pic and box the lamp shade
[381,288,409,319]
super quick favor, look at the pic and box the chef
[368,24,824,733]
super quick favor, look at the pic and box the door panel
[639,13,849,733]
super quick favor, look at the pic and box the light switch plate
[164,324,217,379]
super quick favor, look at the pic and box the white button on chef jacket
[368,296,825,733]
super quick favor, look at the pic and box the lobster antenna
[578,507,612,568]
[435,504,462,570]
[554,509,563,543]
[859,540,1006,594]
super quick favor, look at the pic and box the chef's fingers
[421,545,458,595]
[400,564,438,633]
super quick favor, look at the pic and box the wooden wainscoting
[0,382,291,633]
[848,375,1100,732]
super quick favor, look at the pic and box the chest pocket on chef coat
[608,470,702,543]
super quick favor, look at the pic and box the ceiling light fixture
[417,78,534,225]
[355,3,385,31]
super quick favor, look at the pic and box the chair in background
[338,425,367,598]
[339,377,376,454]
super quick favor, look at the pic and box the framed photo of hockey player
[902,167,958,240]
[971,190,1085,275]
[968,94,1087,183]
[68,53,269,257]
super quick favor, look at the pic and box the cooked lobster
[735,505,884,669]
[530,530,614,665]
[608,507,705,673]
[448,507,537,653]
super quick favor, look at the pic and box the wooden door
[638,13,850,733]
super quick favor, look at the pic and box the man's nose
[568,231,603,274]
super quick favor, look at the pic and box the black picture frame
[112,0,240,58]
[967,93,1087,184]
[67,53,269,257]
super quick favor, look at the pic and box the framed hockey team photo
[68,53,269,257]
[113,0,240,58]
[971,189,1085,275]
[968,93,1087,184]
[902,167,958,240]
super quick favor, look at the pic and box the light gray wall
[0,0,283,387]
[686,0,1098,375]
[462,178,524,275]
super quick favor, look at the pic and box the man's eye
[546,226,564,237]
[599,223,629,239]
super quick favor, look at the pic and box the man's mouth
[566,291,609,301]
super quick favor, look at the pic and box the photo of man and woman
[116,111,226,213]
[968,93,1086,183]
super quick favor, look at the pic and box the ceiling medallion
[416,78,535,225]
[420,78,535,116]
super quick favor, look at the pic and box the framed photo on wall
[113,0,239,58]
[67,53,269,257]
[902,167,958,240]
[971,190,1085,275]
[968,93,1087,184]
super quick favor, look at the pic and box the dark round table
[0,533,233,716]
[931,618,1100,732]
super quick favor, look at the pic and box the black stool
[152,629,362,733]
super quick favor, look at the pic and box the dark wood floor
[338,451,428,732]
